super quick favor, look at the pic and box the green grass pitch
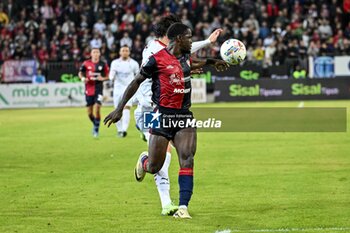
[0,101,349,233]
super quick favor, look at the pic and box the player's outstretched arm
[191,57,230,72]
[191,28,223,54]
[104,73,146,127]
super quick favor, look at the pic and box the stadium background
[1,1,350,233]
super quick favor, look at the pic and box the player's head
[167,23,192,53]
[153,14,181,38]
[119,45,130,60]
[90,47,101,61]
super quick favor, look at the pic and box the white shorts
[113,92,132,108]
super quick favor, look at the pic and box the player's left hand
[208,28,223,43]
[104,109,122,127]
[214,60,230,72]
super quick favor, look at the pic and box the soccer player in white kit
[133,14,223,215]
[110,45,139,137]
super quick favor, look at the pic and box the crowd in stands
[1,0,350,73]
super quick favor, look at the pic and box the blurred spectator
[120,32,132,48]
[0,6,9,26]
[90,34,102,49]
[307,40,320,57]
[318,19,333,39]
[285,39,299,75]
[61,17,75,34]
[105,30,115,50]
[265,41,276,67]
[40,1,54,20]
[32,68,46,83]
[259,21,270,39]
[94,18,107,35]
[298,40,307,70]
[253,39,264,66]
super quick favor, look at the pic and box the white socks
[154,152,172,208]
[116,120,123,132]
[122,109,130,132]
[115,109,130,132]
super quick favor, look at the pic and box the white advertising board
[0,83,85,109]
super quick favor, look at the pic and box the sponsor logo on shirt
[169,73,182,85]
[173,88,191,93]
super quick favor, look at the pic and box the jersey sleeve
[103,63,109,77]
[79,62,86,72]
[133,60,140,76]
[191,39,211,54]
[140,56,157,79]
[109,60,116,80]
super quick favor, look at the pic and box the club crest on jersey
[88,66,92,70]
[169,73,182,85]
[98,66,102,70]
[166,65,174,69]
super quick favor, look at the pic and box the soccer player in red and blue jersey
[104,23,228,218]
[78,48,109,137]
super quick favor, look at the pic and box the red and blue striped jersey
[140,49,192,110]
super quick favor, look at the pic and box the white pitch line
[298,101,305,108]
[215,230,232,233]
[215,227,350,233]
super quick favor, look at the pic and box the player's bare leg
[172,128,197,219]
[87,105,97,137]
[87,105,94,123]
[92,103,101,137]
[135,134,168,181]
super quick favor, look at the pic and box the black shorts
[150,107,195,141]
[86,93,103,106]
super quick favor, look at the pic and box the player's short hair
[91,47,100,51]
[166,23,190,41]
[153,14,181,38]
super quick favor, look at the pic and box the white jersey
[134,40,167,107]
[109,58,139,89]
[141,39,167,66]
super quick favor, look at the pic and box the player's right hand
[208,28,223,43]
[104,109,122,127]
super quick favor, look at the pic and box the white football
[220,39,247,65]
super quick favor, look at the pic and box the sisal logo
[291,83,339,96]
[229,84,259,96]
[173,88,191,93]
[291,83,321,95]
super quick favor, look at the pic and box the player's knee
[179,153,194,168]
[147,162,162,174]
